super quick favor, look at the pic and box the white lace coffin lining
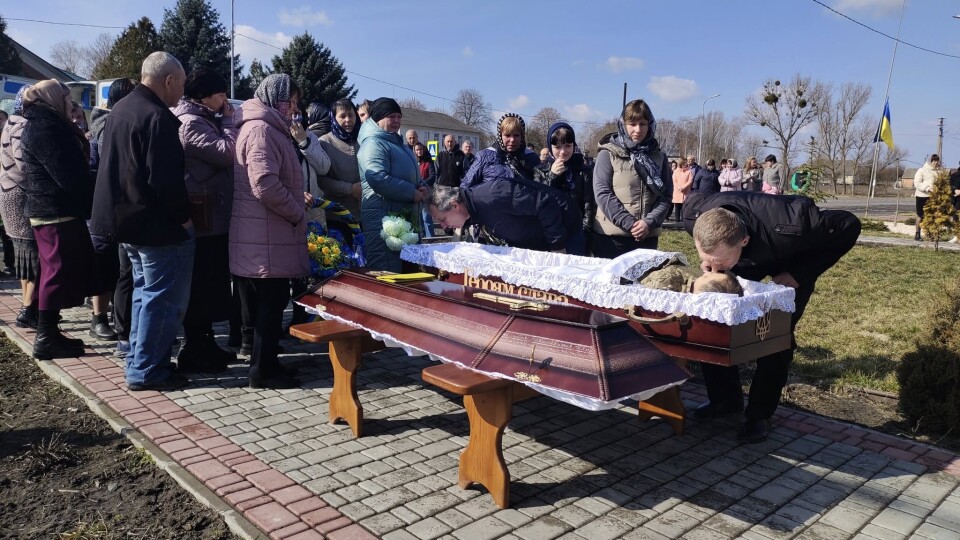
[401,243,795,326]
[301,307,684,411]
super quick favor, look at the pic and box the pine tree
[270,33,356,106]
[0,15,24,75]
[160,0,244,92]
[91,17,162,80]
[919,170,958,251]
[247,59,270,93]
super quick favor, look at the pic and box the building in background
[400,108,482,158]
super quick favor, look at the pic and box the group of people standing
[669,154,786,223]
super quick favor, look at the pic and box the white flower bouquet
[380,215,419,251]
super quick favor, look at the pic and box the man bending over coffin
[682,191,860,443]
[428,184,583,254]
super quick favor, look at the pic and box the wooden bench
[422,362,687,509]
[289,320,373,437]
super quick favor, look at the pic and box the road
[817,194,915,222]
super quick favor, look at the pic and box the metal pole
[866,0,906,209]
[698,93,720,163]
[622,83,627,110]
[230,0,235,99]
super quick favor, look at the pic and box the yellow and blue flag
[876,99,894,149]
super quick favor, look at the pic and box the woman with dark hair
[591,99,672,257]
[20,80,95,359]
[318,98,361,216]
[231,74,309,389]
[462,113,540,187]
[414,142,436,186]
[357,97,427,272]
[534,122,593,255]
[172,67,239,372]
[305,101,331,138]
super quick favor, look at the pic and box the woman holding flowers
[357,97,427,272]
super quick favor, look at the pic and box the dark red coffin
[296,271,690,402]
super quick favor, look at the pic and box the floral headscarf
[255,74,294,118]
[495,112,534,181]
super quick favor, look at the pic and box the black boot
[177,329,229,373]
[206,332,238,365]
[34,310,84,360]
[89,313,118,341]
[16,304,38,329]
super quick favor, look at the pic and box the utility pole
[937,117,944,159]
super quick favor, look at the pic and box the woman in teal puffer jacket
[357,98,428,272]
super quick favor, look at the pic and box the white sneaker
[949,236,959,243]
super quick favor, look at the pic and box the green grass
[657,231,960,392]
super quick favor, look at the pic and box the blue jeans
[123,235,195,385]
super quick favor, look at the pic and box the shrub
[859,218,889,232]
[904,217,916,226]
[897,279,960,434]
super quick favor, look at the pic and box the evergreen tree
[92,17,162,80]
[0,15,24,75]
[920,171,959,251]
[270,33,355,106]
[159,0,239,90]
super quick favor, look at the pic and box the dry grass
[658,230,960,392]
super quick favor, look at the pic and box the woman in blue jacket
[357,98,428,272]
[461,113,540,188]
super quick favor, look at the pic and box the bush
[859,218,889,232]
[904,217,916,226]
[897,279,960,434]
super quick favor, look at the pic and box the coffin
[296,270,690,407]
[400,243,795,367]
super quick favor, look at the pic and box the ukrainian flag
[877,99,894,149]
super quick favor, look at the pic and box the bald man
[436,134,465,187]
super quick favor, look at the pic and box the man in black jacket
[461,140,476,178]
[428,183,582,253]
[682,191,860,443]
[90,51,192,392]
[436,135,465,187]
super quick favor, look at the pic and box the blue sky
[4,0,960,165]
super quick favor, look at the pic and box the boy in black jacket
[682,191,860,443]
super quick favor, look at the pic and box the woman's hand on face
[550,159,566,176]
[221,100,234,118]
[290,122,308,144]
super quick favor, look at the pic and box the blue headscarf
[13,84,32,115]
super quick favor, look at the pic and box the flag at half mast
[876,99,894,149]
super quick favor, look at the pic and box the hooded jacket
[0,114,33,239]
[229,98,308,279]
[173,99,238,238]
[719,166,743,192]
[913,161,940,198]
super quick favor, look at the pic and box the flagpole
[865,0,906,215]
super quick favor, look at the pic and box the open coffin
[295,270,690,408]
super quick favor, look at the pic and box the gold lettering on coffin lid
[463,267,570,304]
[756,313,771,341]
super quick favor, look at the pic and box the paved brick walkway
[3,278,960,540]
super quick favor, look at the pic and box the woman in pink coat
[671,160,693,222]
[231,74,308,389]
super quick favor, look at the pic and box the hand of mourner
[304,192,314,209]
[550,159,566,176]
[412,186,429,203]
[630,220,650,241]
[182,218,194,230]
[290,122,308,144]
[221,100,234,118]
[772,272,799,289]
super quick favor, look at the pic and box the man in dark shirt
[90,52,193,392]
[436,135,465,187]
[682,191,860,443]
[461,140,476,176]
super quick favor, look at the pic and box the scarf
[13,84,31,115]
[23,80,71,119]
[612,117,667,199]
[495,113,534,181]
[329,110,359,143]
[254,74,293,118]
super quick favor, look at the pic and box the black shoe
[239,344,284,356]
[249,374,300,389]
[691,400,743,420]
[59,334,86,348]
[16,305,38,329]
[33,334,84,360]
[208,342,238,365]
[915,233,922,241]
[128,372,190,392]
[279,363,299,377]
[89,313,118,341]
[737,418,771,444]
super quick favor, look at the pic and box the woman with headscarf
[0,85,41,330]
[461,113,540,188]
[591,99,673,257]
[318,98,362,217]
[172,67,239,373]
[414,142,437,186]
[231,74,309,389]
[357,97,427,272]
[305,101,332,139]
[20,80,95,359]
[534,121,593,255]
[719,158,743,192]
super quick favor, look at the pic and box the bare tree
[581,118,618,157]
[398,97,426,110]
[451,88,493,132]
[526,107,564,150]
[86,33,115,76]
[50,40,87,76]
[744,74,826,184]
[699,112,747,164]
[813,83,871,194]
[741,135,766,163]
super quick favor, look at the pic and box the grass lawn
[657,230,959,392]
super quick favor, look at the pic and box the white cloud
[562,104,605,122]
[833,0,902,16]
[508,95,530,110]
[462,46,474,57]
[234,25,293,70]
[605,56,644,73]
[278,6,333,27]
[647,76,699,103]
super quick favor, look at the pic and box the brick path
[3,276,960,540]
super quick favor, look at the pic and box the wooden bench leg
[328,337,363,437]
[638,387,685,436]
[459,386,512,509]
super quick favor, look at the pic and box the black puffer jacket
[21,103,92,220]
[534,153,596,233]
[692,167,720,194]
[436,148,465,187]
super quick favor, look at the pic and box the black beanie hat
[184,67,228,101]
[368,97,402,122]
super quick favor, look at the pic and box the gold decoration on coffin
[473,292,549,312]
[514,344,542,384]
[755,313,771,341]
[622,305,689,326]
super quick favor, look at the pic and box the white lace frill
[400,243,795,326]
[302,307,684,411]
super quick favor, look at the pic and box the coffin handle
[622,306,689,326]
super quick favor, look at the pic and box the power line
[5,17,124,29]
[809,0,960,59]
